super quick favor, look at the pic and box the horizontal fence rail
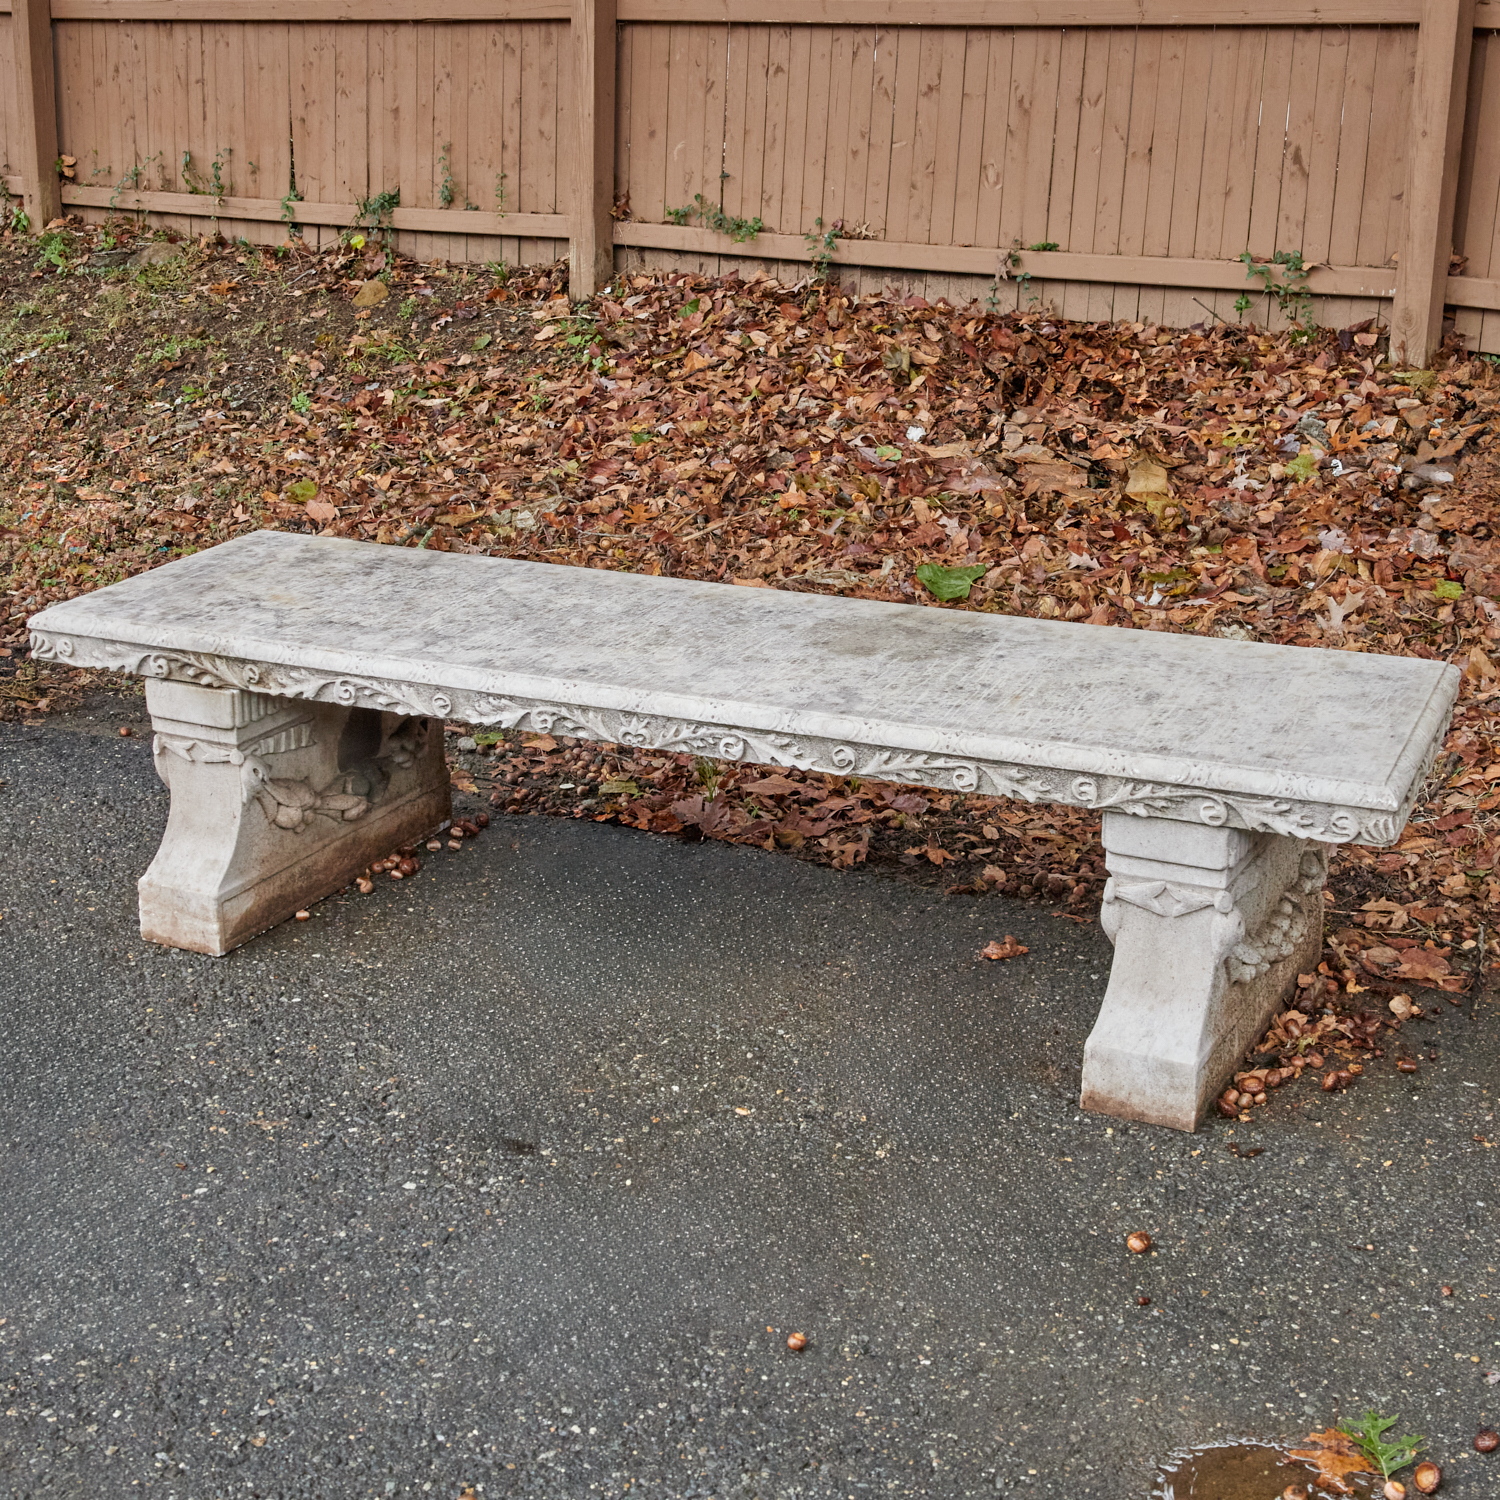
[2,0,1499,356]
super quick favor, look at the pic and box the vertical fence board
[1144,28,1187,259]
[1116,27,1160,258]
[881,26,919,243]
[1327,27,1377,267]
[1275,28,1324,257]
[861,27,897,240]
[1092,31,1138,257]
[0,18,14,181]
[1044,28,1084,253]
[720,24,764,232]
[777,25,813,237]
[1063,28,1108,256]
[1355,25,1415,267]
[1166,28,1212,257]
[1300,27,1350,265]
[1456,29,1500,279]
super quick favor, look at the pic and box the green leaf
[1284,451,1319,482]
[472,332,492,350]
[873,444,902,460]
[470,730,506,747]
[286,479,318,502]
[916,562,987,601]
[1340,1410,1424,1480]
[599,778,640,796]
[1433,579,1464,600]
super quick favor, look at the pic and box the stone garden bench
[28,530,1458,1132]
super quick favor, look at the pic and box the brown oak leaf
[1286,1429,1376,1495]
[981,936,1028,961]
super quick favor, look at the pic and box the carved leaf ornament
[35,630,1409,845]
[150,697,435,834]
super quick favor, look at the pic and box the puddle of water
[1151,1441,1378,1500]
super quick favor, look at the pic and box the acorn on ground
[1126,1231,1152,1254]
[786,1332,807,1352]
[1412,1460,1442,1494]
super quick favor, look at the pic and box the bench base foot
[1080,812,1326,1132]
[139,679,451,956]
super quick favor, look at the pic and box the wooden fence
[2,0,1500,360]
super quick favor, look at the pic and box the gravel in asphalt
[1,694,1498,1499]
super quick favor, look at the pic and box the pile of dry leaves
[2,218,1496,1103]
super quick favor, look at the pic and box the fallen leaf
[1287,1430,1377,1495]
[351,279,388,308]
[981,936,1029,960]
[915,562,987,600]
[1392,947,1462,988]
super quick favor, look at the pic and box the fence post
[1390,0,1476,366]
[569,0,617,301]
[9,0,61,231]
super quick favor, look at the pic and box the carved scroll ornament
[33,629,1414,845]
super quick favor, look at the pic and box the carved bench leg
[1080,812,1327,1132]
[139,679,451,955]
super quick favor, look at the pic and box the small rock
[1407,463,1455,486]
[456,736,478,751]
[129,241,182,268]
[352,279,389,307]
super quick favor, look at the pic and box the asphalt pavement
[1,692,1497,1499]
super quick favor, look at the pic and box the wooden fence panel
[617,19,1417,290]
[49,16,567,260]
[11,5,1500,358]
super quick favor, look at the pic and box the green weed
[1239,249,1315,329]
[664,193,762,243]
[806,218,839,281]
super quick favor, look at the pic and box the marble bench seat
[28,530,1460,1131]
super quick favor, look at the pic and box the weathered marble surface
[29,530,1459,844]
